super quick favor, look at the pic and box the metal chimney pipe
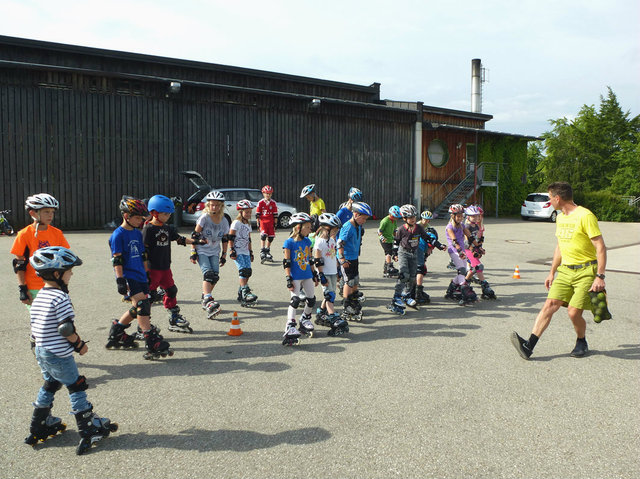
[471,58,482,113]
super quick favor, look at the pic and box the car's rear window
[526,194,549,202]
[223,190,245,201]
[246,190,262,202]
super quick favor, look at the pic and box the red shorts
[148,269,177,309]
[259,221,275,237]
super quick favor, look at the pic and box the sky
[1,0,638,137]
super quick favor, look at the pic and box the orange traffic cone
[227,312,243,336]
[513,265,521,279]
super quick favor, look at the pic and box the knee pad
[203,270,219,285]
[165,284,178,298]
[417,263,427,275]
[397,272,409,283]
[43,379,63,394]
[260,233,268,241]
[289,295,301,309]
[128,306,138,318]
[67,375,88,394]
[457,267,467,276]
[346,277,358,288]
[239,267,252,279]
[475,264,484,272]
[324,290,336,303]
[268,236,275,243]
[305,296,316,308]
[137,298,151,317]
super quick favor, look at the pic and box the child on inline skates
[336,187,363,225]
[313,213,349,336]
[389,205,442,314]
[229,200,258,307]
[256,185,278,263]
[463,205,495,299]
[25,246,117,455]
[190,190,229,319]
[11,194,69,307]
[300,184,326,230]
[413,210,446,305]
[282,212,320,345]
[106,196,172,359]
[337,202,373,321]
[378,205,402,278]
[444,204,483,306]
[143,195,205,333]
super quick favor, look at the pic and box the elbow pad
[221,235,229,244]
[227,233,236,242]
[282,258,292,269]
[13,258,27,273]
[314,257,325,267]
[111,255,124,267]
[58,318,76,337]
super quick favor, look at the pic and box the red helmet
[236,199,253,210]
[261,185,273,194]
[448,204,464,214]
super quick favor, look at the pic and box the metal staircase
[432,162,500,218]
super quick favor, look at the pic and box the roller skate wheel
[109,423,119,432]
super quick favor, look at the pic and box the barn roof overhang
[422,122,541,141]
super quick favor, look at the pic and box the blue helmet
[352,202,373,217]
[388,205,402,218]
[148,195,175,214]
[421,210,434,220]
[348,187,363,201]
[30,246,82,274]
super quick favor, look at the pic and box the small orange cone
[227,312,243,336]
[513,265,521,279]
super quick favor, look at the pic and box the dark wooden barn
[0,35,418,229]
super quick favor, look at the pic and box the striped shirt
[30,287,75,357]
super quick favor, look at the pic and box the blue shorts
[234,254,251,276]
[198,254,220,275]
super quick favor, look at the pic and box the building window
[427,139,448,167]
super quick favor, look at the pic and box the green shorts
[548,264,597,310]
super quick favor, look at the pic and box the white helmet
[399,204,418,218]
[205,190,225,202]
[318,213,342,228]
[289,212,313,226]
[300,184,315,198]
[25,193,59,211]
[236,199,252,210]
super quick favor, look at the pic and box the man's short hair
[547,181,573,201]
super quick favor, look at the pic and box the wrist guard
[219,255,226,266]
[319,272,327,285]
[190,250,198,262]
[70,337,86,353]
[176,236,187,246]
[116,277,128,296]
[285,275,293,289]
[229,248,237,260]
[19,284,29,301]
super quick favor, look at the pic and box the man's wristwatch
[596,273,605,280]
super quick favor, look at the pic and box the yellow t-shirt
[555,206,601,266]
[310,198,326,217]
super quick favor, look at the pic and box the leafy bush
[574,190,640,222]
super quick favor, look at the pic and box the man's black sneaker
[570,338,589,358]
[511,331,532,360]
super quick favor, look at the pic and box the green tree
[526,140,545,190]
[609,131,640,196]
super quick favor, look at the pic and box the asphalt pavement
[1,218,638,479]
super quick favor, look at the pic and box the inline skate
[149,287,165,304]
[265,248,274,262]
[135,323,162,341]
[24,406,67,446]
[341,294,363,321]
[282,321,302,346]
[260,247,268,264]
[74,406,118,455]
[105,320,139,349]
[383,262,399,278]
[202,295,222,319]
[327,313,349,336]
[480,280,496,299]
[459,283,478,306]
[315,307,331,327]
[403,294,418,309]
[299,313,315,338]
[142,328,174,360]
[237,285,258,307]
[415,285,431,305]
[167,306,193,333]
[444,281,462,301]
[387,295,406,315]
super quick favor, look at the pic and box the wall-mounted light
[310,98,321,108]
[169,81,181,94]
[456,142,462,150]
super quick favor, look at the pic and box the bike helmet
[352,202,373,217]
[318,212,342,228]
[236,199,253,210]
[30,246,82,274]
[465,205,483,216]
[25,193,59,211]
[300,184,315,198]
[448,204,464,214]
[261,185,274,194]
[388,205,402,218]
[120,196,149,217]
[147,195,175,214]
[400,204,418,218]
[348,187,363,201]
[204,190,226,202]
[421,210,434,220]
[289,212,313,226]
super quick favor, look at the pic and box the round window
[428,139,449,167]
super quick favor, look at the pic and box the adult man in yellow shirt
[511,182,607,359]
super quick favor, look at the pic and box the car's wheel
[549,211,557,223]
[277,213,291,229]
[521,215,529,221]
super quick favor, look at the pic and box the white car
[180,171,297,228]
[520,192,560,222]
